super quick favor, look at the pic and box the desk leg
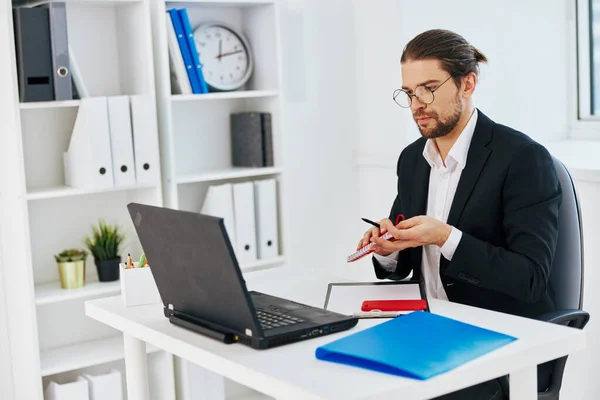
[509,365,537,400]
[123,333,150,400]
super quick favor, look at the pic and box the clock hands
[216,49,243,59]
[218,40,222,62]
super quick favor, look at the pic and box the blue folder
[315,311,517,380]
[178,8,208,94]
[167,9,201,94]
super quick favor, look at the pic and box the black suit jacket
[373,110,562,319]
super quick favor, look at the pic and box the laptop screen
[127,203,261,336]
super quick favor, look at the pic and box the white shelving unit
[35,279,121,306]
[176,166,283,184]
[26,183,157,201]
[4,0,175,398]
[171,89,278,102]
[19,99,80,110]
[40,335,160,377]
[2,0,287,398]
[149,0,287,399]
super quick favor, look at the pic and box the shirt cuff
[440,227,462,261]
[373,251,399,271]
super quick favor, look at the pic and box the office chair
[500,156,590,400]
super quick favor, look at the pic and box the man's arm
[444,143,562,303]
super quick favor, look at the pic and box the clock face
[194,24,252,91]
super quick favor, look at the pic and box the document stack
[201,179,280,265]
[63,95,160,190]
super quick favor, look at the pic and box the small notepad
[347,232,394,262]
[315,311,517,380]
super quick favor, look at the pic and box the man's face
[401,59,463,139]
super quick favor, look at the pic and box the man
[358,29,562,400]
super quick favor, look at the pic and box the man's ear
[462,72,477,98]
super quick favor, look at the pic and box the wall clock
[193,22,253,91]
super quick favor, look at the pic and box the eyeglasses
[393,74,454,108]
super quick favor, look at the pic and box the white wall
[353,0,570,165]
[280,0,361,274]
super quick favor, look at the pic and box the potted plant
[54,249,87,289]
[85,219,125,282]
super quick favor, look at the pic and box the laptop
[127,202,358,350]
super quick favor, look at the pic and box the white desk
[85,268,586,400]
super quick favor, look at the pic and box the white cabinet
[2,0,174,398]
[1,0,286,399]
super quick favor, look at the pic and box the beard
[414,96,463,139]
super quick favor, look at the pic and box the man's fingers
[358,228,379,249]
[371,235,391,250]
[378,218,393,234]
[375,238,419,252]
[398,217,420,229]
[391,227,416,241]
[380,219,399,236]
[371,235,399,252]
[371,234,420,252]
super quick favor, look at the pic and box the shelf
[241,256,285,272]
[40,335,160,377]
[19,100,80,110]
[177,167,282,184]
[230,393,273,400]
[26,183,157,201]
[171,90,279,103]
[36,279,121,306]
[13,0,143,6]
[166,0,274,5]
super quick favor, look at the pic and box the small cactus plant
[54,249,87,263]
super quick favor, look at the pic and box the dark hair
[401,29,488,87]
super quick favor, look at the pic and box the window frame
[571,0,600,139]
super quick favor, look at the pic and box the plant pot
[95,258,120,282]
[57,260,86,289]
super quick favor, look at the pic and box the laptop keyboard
[256,309,305,331]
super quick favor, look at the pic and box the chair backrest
[549,156,584,311]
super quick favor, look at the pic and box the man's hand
[371,216,452,254]
[357,218,396,257]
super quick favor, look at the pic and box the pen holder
[119,262,161,306]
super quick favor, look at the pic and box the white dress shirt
[375,109,479,301]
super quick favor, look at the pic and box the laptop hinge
[166,308,238,344]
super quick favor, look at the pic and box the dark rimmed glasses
[393,74,454,108]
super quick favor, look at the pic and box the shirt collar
[422,109,478,170]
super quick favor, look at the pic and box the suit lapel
[410,143,430,218]
[446,110,493,227]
